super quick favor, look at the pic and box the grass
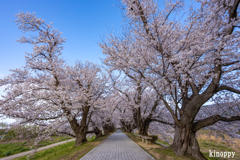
[38,136,72,147]
[197,130,240,160]
[0,135,72,158]
[87,135,96,142]
[156,139,170,146]
[197,130,240,151]
[126,131,240,160]
[13,135,109,160]
[0,143,30,157]
[151,148,195,160]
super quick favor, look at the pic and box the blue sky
[0,0,123,77]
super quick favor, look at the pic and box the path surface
[0,139,75,160]
[80,129,155,160]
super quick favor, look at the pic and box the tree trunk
[133,107,151,136]
[103,126,109,135]
[72,104,90,146]
[121,127,126,132]
[75,133,86,146]
[171,125,207,160]
[125,126,132,133]
[74,126,87,146]
[69,107,89,147]
[138,122,149,136]
[135,118,150,136]
[121,120,134,133]
[103,121,115,135]
[94,127,103,139]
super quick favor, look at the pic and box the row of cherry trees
[99,0,240,159]
[0,11,116,146]
[0,0,240,159]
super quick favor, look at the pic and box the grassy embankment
[13,134,110,160]
[126,129,240,160]
[0,135,73,158]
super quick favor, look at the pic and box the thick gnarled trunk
[86,126,103,139]
[103,122,115,135]
[75,132,86,146]
[68,105,90,146]
[94,127,103,138]
[74,125,87,146]
[134,116,151,136]
[171,124,207,160]
[138,121,150,136]
[133,107,151,136]
[102,126,109,135]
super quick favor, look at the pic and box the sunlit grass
[156,139,169,146]
[0,135,72,158]
[13,135,108,160]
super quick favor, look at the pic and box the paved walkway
[0,139,75,160]
[80,129,155,160]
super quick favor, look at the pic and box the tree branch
[56,131,76,138]
[151,118,174,127]
[215,85,240,94]
[222,60,240,66]
[193,115,240,132]
[227,0,240,35]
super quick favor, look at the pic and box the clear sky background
[0,0,124,77]
[0,0,196,123]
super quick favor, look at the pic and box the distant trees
[100,0,240,159]
[102,69,174,136]
[65,62,110,145]
[116,105,136,133]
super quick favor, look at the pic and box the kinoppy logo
[209,150,235,158]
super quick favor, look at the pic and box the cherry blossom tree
[98,96,118,135]
[0,12,109,146]
[100,0,240,159]
[102,69,174,136]
[87,113,104,138]
[86,95,118,137]
[116,104,136,133]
